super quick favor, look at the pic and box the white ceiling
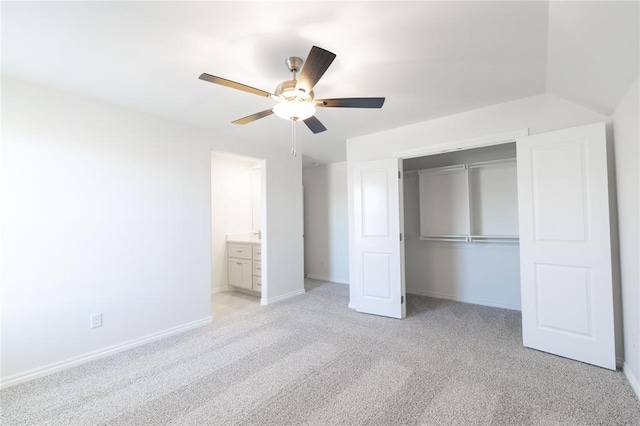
[2,1,638,164]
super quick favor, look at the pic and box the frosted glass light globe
[273,100,316,121]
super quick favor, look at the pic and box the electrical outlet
[90,313,102,329]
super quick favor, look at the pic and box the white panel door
[353,159,405,319]
[517,122,615,369]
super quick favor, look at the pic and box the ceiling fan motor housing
[275,79,314,102]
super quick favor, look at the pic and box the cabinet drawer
[252,261,262,276]
[253,276,262,293]
[252,245,261,260]
[228,244,252,260]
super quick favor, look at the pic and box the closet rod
[470,235,519,244]
[420,235,469,242]
[420,235,520,243]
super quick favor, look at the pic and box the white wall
[250,165,262,232]
[347,94,609,164]
[612,78,640,393]
[302,162,349,284]
[211,153,254,293]
[0,77,304,385]
[347,93,610,317]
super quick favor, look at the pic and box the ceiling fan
[199,46,385,134]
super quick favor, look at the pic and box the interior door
[517,122,615,369]
[353,159,405,319]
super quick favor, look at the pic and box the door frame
[392,129,529,162]
[210,150,268,306]
[390,129,529,304]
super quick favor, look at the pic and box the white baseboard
[406,288,521,311]
[0,316,212,390]
[228,286,260,297]
[211,285,228,294]
[348,302,357,310]
[262,289,306,305]
[305,274,348,285]
[624,362,640,400]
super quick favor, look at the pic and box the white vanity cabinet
[252,245,262,293]
[227,242,261,293]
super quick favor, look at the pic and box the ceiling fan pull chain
[291,119,297,157]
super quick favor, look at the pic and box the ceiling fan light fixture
[200,45,384,134]
[273,100,316,121]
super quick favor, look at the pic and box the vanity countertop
[226,234,261,244]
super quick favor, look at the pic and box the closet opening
[401,142,521,311]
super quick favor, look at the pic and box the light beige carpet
[2,280,639,425]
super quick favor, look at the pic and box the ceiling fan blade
[199,73,272,98]
[232,109,274,125]
[297,46,336,93]
[317,98,386,108]
[303,115,327,134]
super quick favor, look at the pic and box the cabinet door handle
[237,262,242,265]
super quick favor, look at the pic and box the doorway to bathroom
[211,151,265,320]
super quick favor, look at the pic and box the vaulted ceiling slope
[2,1,638,164]
[546,1,639,115]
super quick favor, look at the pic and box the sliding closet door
[352,159,405,319]
[517,122,615,370]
